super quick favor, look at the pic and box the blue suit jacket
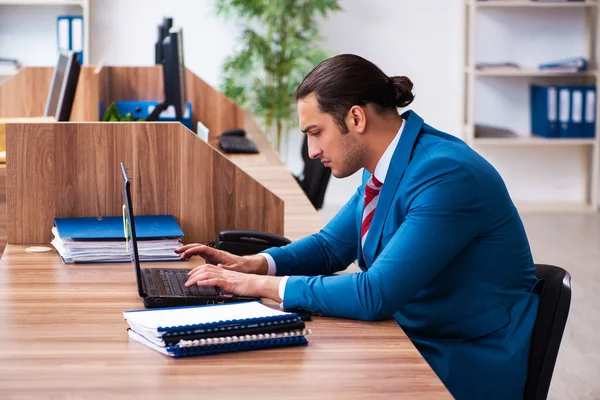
[264,110,541,399]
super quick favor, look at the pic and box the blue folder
[584,87,597,138]
[55,215,184,240]
[569,86,585,138]
[531,85,559,138]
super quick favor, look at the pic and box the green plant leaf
[216,0,341,153]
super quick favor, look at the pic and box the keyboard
[159,269,221,297]
[219,135,259,154]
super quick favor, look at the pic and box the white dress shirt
[261,119,406,304]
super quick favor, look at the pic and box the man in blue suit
[178,54,541,399]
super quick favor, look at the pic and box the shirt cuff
[278,275,290,306]
[260,253,277,276]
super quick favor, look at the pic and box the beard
[332,133,365,179]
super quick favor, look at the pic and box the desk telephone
[210,229,291,256]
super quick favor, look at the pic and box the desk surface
[0,118,450,399]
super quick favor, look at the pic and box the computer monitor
[148,28,187,121]
[154,17,173,65]
[44,52,81,121]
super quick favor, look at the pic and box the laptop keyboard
[159,270,221,297]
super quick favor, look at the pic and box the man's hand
[175,244,268,275]
[184,264,282,302]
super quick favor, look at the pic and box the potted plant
[216,0,341,156]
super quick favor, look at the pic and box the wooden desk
[0,118,450,399]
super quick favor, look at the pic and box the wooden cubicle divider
[0,68,54,118]
[4,122,283,244]
[0,66,244,138]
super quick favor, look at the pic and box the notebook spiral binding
[171,336,309,358]
[177,329,312,348]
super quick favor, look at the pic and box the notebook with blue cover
[123,301,311,358]
[54,215,184,240]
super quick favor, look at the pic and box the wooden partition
[4,122,283,244]
[0,66,244,138]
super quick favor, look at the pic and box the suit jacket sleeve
[261,185,363,276]
[279,157,486,320]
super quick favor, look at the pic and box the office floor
[319,206,600,400]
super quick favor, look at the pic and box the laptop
[120,162,258,308]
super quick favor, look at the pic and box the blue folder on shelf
[538,56,588,73]
[569,86,585,138]
[54,215,184,240]
[57,15,83,63]
[558,87,571,138]
[531,85,559,138]
[584,87,597,138]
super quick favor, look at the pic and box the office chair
[295,135,331,210]
[524,264,572,400]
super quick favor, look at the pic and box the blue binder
[531,85,559,138]
[584,87,597,138]
[569,86,585,138]
[558,87,571,138]
[54,215,184,240]
[57,15,83,62]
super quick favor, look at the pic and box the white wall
[90,0,239,89]
[2,0,592,210]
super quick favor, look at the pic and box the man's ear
[346,105,367,134]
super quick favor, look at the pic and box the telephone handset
[210,229,291,256]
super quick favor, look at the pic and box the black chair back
[525,264,572,400]
[296,135,331,210]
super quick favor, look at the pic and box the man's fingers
[185,271,216,287]
[197,278,226,288]
[174,243,201,254]
[180,245,224,261]
[187,264,220,280]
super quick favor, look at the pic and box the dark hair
[296,54,415,133]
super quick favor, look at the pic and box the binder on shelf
[558,87,571,138]
[123,301,312,358]
[584,87,597,138]
[57,15,84,62]
[530,85,559,138]
[538,56,588,73]
[569,86,584,138]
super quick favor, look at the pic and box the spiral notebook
[124,301,311,358]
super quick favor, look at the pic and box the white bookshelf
[468,68,599,77]
[0,0,90,75]
[464,0,600,212]
[475,0,596,7]
[0,0,85,5]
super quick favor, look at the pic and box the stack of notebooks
[51,215,184,264]
[124,301,311,358]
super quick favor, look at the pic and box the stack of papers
[51,215,184,264]
[124,301,311,358]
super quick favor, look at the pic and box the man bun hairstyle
[389,76,415,108]
[296,54,415,133]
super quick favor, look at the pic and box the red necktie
[361,175,383,248]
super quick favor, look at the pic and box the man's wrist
[243,254,269,275]
[258,276,283,302]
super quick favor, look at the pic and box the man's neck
[363,114,404,174]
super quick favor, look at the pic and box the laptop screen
[120,162,146,298]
